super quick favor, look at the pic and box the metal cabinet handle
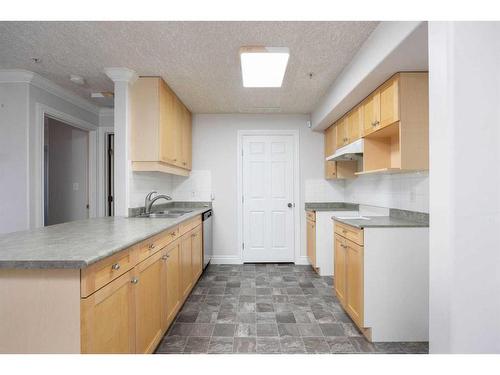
[131,278,139,284]
[161,255,169,261]
[111,263,120,270]
[170,232,176,237]
[149,243,156,250]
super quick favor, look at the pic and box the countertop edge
[0,207,211,270]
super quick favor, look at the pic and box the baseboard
[294,256,310,265]
[209,255,243,265]
[210,255,311,265]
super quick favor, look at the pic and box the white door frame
[34,103,98,227]
[237,129,300,264]
[97,127,114,217]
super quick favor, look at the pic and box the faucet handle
[145,191,157,201]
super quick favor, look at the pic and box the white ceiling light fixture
[240,46,290,88]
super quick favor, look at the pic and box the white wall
[0,82,30,234]
[345,172,429,213]
[0,71,100,233]
[428,22,500,353]
[193,114,322,263]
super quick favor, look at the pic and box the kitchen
[0,6,499,370]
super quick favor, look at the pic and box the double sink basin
[137,208,193,218]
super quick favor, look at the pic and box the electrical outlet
[73,182,79,191]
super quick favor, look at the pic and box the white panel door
[242,135,294,262]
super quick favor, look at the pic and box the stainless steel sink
[137,208,193,218]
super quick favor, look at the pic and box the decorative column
[104,68,138,217]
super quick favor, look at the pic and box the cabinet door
[324,125,336,157]
[159,80,179,165]
[181,105,192,170]
[306,219,316,268]
[180,233,193,299]
[191,225,203,281]
[379,76,399,129]
[345,239,364,327]
[81,271,135,354]
[324,160,337,180]
[333,235,346,306]
[362,91,380,136]
[347,106,361,143]
[335,118,347,149]
[161,240,181,330]
[134,251,163,354]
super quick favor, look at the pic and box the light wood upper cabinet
[324,125,337,179]
[181,106,192,170]
[359,72,429,174]
[324,124,336,157]
[134,250,163,354]
[362,91,381,136]
[131,76,192,176]
[81,271,135,354]
[346,105,362,143]
[379,77,399,128]
[335,117,348,149]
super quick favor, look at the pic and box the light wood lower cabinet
[81,271,135,354]
[134,250,164,354]
[161,240,181,331]
[334,226,364,329]
[345,239,363,326]
[191,225,203,281]
[180,233,193,299]
[333,236,346,306]
[81,218,204,354]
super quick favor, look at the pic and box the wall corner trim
[0,69,102,115]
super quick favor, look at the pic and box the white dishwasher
[315,210,358,276]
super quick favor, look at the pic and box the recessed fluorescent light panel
[240,47,289,87]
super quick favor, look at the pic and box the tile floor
[155,264,428,354]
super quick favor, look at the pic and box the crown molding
[0,69,102,115]
[99,107,114,117]
[104,67,138,84]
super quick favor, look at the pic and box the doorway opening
[43,115,90,226]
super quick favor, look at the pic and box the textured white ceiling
[0,21,378,113]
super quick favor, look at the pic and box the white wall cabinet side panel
[315,211,358,276]
[363,227,429,342]
[242,135,294,262]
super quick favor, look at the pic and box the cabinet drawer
[335,221,364,246]
[135,226,179,263]
[179,215,202,236]
[81,249,135,298]
[306,211,316,222]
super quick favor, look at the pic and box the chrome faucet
[144,191,172,214]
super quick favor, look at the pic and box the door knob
[287,203,293,208]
